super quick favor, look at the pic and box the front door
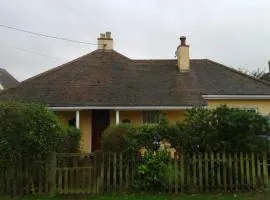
[92,110,110,151]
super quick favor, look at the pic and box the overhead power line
[0,42,66,61]
[0,24,98,45]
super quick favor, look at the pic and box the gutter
[202,95,270,100]
[49,106,207,111]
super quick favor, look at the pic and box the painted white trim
[202,95,270,100]
[75,110,80,129]
[49,106,203,111]
[116,110,120,125]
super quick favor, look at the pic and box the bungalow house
[1,32,270,152]
[0,68,19,91]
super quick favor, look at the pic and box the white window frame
[238,107,258,113]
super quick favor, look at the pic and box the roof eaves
[202,95,270,100]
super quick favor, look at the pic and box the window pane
[143,111,160,124]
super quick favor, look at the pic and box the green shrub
[101,105,269,155]
[0,101,65,167]
[134,150,172,191]
[62,126,81,153]
[133,115,181,152]
[101,123,137,152]
[213,106,269,152]
[181,105,269,153]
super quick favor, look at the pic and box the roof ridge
[206,59,270,87]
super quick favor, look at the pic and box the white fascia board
[49,106,207,111]
[202,95,270,100]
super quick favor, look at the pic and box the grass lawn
[0,193,267,200]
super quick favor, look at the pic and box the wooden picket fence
[54,151,268,194]
[0,151,268,195]
[0,157,55,195]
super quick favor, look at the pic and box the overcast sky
[0,0,269,81]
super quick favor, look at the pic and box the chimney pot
[100,33,105,38]
[180,36,186,46]
[105,32,111,39]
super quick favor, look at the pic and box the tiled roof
[1,50,270,106]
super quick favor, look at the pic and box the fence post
[205,152,209,191]
[95,151,101,194]
[240,152,244,188]
[246,153,250,190]
[100,152,105,193]
[180,153,185,193]
[251,152,255,190]
[174,152,178,194]
[49,152,57,196]
[263,152,268,189]
[222,152,227,192]
[198,153,203,192]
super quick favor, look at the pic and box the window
[239,108,258,113]
[143,111,160,124]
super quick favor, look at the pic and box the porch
[53,108,187,153]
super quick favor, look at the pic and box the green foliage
[132,114,182,152]
[181,107,218,153]
[61,126,81,153]
[101,105,269,155]
[182,105,269,153]
[101,123,137,153]
[0,101,66,167]
[213,106,269,152]
[134,150,172,191]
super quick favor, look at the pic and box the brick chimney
[97,32,113,50]
[176,36,190,72]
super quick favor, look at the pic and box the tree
[237,67,266,79]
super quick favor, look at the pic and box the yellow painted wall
[57,111,75,126]
[56,111,92,153]
[79,111,91,152]
[120,111,143,125]
[110,110,143,126]
[207,100,270,115]
[163,110,186,123]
